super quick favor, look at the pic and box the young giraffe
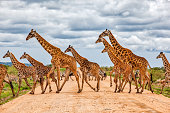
[96,29,153,93]
[26,29,81,93]
[156,52,170,94]
[96,37,139,93]
[3,51,37,95]
[20,52,58,94]
[0,64,15,97]
[101,46,132,93]
[64,45,104,92]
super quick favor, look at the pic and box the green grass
[0,79,33,105]
[1,66,169,105]
[102,66,170,98]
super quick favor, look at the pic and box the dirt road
[0,77,170,113]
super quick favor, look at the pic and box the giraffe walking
[65,45,105,92]
[26,29,81,93]
[20,52,58,94]
[0,64,15,97]
[156,52,170,94]
[3,51,37,95]
[101,45,132,93]
[96,29,153,93]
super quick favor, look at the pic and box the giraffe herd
[0,29,169,98]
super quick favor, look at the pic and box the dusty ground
[0,77,170,113]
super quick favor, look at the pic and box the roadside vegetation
[0,65,169,105]
[101,66,170,98]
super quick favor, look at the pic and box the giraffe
[101,45,132,93]
[156,52,170,94]
[3,51,37,95]
[0,64,15,97]
[96,37,139,92]
[26,29,81,93]
[20,52,58,94]
[96,29,153,93]
[64,45,105,92]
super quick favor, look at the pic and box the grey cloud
[0,0,170,52]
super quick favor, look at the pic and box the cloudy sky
[0,0,170,67]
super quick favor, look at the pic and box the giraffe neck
[35,33,61,56]
[108,31,122,48]
[26,54,43,67]
[161,54,170,71]
[107,48,122,66]
[102,38,114,49]
[10,53,25,70]
[70,48,88,66]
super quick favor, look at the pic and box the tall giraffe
[64,45,105,92]
[0,64,15,97]
[101,45,132,93]
[26,29,81,93]
[96,37,139,92]
[96,29,153,93]
[156,52,170,94]
[3,51,37,95]
[20,52,58,94]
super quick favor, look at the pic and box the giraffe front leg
[96,75,100,92]
[160,81,166,94]
[4,79,15,97]
[117,74,122,93]
[132,70,139,93]
[24,78,32,89]
[119,75,126,92]
[114,74,118,93]
[59,68,70,92]
[84,75,96,91]
[30,75,37,95]
[16,78,22,96]
[110,69,114,87]
[56,66,61,93]
[42,77,48,94]
[39,77,45,94]
[80,72,85,92]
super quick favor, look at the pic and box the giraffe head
[99,29,111,38]
[95,37,105,43]
[101,46,109,53]
[26,29,37,41]
[156,52,164,59]
[3,50,10,58]
[64,45,73,53]
[20,52,28,59]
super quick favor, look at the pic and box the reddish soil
[0,77,169,113]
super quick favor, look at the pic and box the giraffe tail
[148,63,153,83]
[99,67,107,77]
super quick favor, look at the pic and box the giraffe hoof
[77,90,81,93]
[29,91,34,95]
[117,90,121,93]
[56,91,60,93]
[49,89,52,92]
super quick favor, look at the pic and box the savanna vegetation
[0,65,169,105]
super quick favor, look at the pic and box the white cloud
[0,0,170,66]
